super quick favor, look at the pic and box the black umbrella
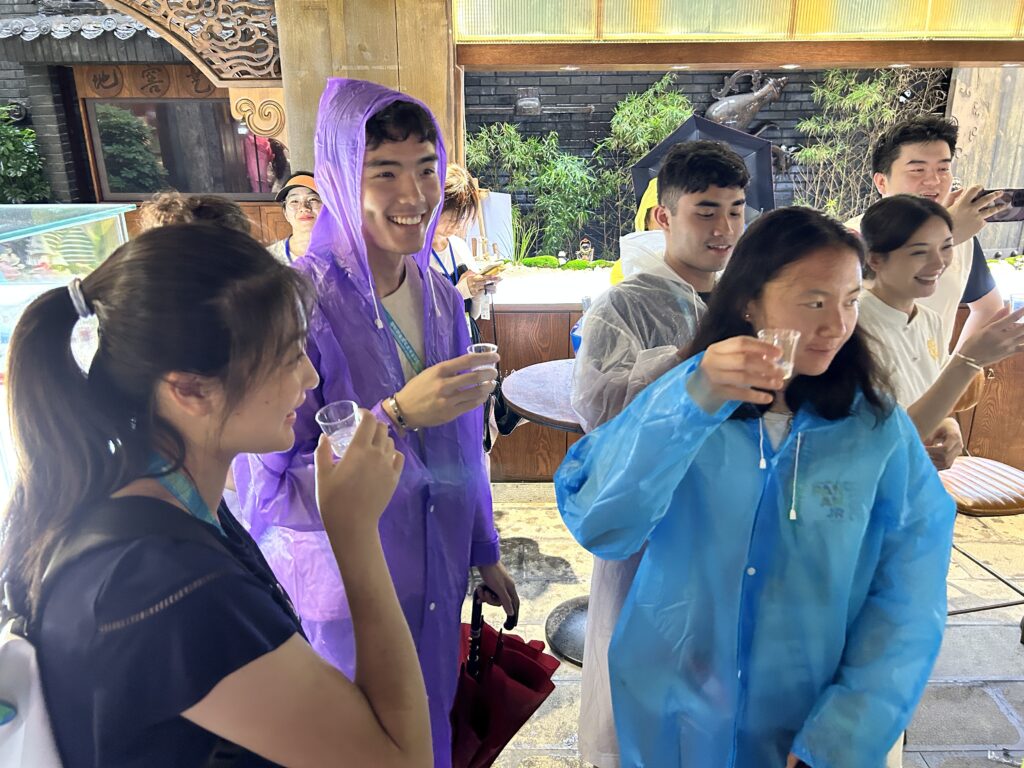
[631,115,776,216]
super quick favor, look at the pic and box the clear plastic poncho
[572,263,705,433]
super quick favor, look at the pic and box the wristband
[953,351,984,372]
[387,395,418,432]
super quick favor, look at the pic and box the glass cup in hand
[467,342,498,372]
[315,400,362,458]
[1010,293,1024,321]
[757,329,801,380]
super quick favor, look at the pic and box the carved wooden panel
[259,203,291,244]
[101,0,281,88]
[229,87,287,139]
[965,353,1024,470]
[76,64,226,99]
[125,203,285,245]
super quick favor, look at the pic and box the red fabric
[451,620,559,768]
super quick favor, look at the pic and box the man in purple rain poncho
[232,79,519,767]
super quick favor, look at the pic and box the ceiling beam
[456,40,1024,71]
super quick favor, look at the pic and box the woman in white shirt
[859,195,1024,469]
[430,164,499,320]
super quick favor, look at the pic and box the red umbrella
[451,587,560,768]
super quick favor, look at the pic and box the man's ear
[872,172,889,197]
[652,204,671,231]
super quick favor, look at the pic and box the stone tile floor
[463,483,1024,768]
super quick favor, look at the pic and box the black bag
[483,307,522,453]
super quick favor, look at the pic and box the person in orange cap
[268,172,322,264]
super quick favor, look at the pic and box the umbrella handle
[474,584,518,630]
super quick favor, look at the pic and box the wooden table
[501,359,588,666]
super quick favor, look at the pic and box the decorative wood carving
[229,87,286,139]
[75,64,226,99]
[135,65,172,97]
[101,0,281,88]
[84,65,124,97]
[174,65,218,98]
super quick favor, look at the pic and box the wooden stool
[939,456,1024,644]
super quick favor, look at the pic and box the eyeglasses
[285,197,323,212]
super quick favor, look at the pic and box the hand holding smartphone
[976,189,1024,222]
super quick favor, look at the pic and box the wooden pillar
[947,66,1024,251]
[276,0,460,171]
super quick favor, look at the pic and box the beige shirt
[847,212,971,350]
[380,258,426,383]
[858,289,948,407]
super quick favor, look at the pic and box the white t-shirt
[380,259,425,383]
[847,213,971,350]
[858,289,948,407]
[267,238,289,264]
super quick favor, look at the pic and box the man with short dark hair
[235,81,517,768]
[845,113,1008,768]
[848,114,1007,351]
[572,139,749,768]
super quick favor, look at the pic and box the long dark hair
[861,194,953,278]
[0,223,313,614]
[687,206,893,421]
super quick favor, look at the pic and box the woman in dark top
[0,224,432,767]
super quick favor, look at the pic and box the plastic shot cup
[467,342,498,373]
[757,329,801,379]
[1010,293,1024,320]
[315,400,361,458]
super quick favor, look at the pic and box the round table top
[501,359,583,434]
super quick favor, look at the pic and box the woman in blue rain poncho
[556,207,956,768]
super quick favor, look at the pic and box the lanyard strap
[431,244,458,285]
[148,456,224,535]
[381,305,425,375]
[284,237,292,263]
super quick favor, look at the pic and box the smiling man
[570,140,749,768]
[846,115,1007,352]
[233,79,517,768]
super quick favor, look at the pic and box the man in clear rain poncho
[571,140,750,768]
[232,79,518,768]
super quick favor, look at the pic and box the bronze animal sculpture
[704,70,793,172]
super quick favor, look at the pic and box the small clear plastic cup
[757,329,801,379]
[467,342,498,372]
[1009,293,1024,320]
[315,400,361,457]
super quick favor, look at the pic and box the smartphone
[481,262,505,276]
[976,189,1024,222]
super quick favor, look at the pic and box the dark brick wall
[0,59,26,102]
[465,69,829,208]
[25,65,85,201]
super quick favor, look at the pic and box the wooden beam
[276,0,333,170]
[456,40,1024,71]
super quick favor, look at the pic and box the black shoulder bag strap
[41,497,244,768]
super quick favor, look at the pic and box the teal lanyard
[148,456,225,535]
[381,305,425,375]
